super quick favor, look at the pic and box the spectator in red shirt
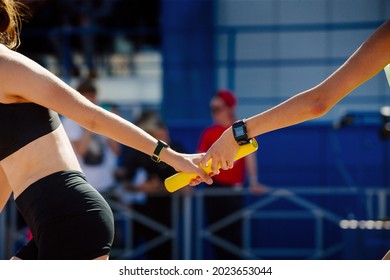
[198,89,267,191]
[197,89,268,259]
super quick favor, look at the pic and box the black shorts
[14,170,114,260]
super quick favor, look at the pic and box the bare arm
[0,48,212,184]
[202,19,390,174]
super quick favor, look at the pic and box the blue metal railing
[2,186,388,260]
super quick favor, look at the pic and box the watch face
[233,120,249,145]
[234,126,246,137]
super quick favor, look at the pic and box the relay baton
[164,138,258,192]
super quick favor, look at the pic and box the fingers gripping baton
[164,138,259,192]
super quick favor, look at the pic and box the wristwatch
[232,119,250,145]
[151,140,169,163]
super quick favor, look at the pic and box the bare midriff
[0,124,82,199]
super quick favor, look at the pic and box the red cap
[215,89,237,108]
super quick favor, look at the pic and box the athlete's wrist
[158,145,177,166]
[224,127,239,147]
[151,140,169,163]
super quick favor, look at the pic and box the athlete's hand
[200,127,239,175]
[165,151,213,186]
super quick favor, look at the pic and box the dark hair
[76,78,97,94]
[0,0,22,49]
[135,110,166,134]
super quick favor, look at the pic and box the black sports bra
[0,102,61,160]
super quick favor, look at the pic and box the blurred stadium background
[1,0,390,260]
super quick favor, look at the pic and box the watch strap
[232,119,250,145]
[151,140,169,163]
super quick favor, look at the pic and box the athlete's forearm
[245,88,324,138]
[84,107,158,157]
[83,106,189,172]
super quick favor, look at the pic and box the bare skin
[0,43,212,260]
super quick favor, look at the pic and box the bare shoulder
[0,45,97,126]
[0,44,12,69]
[0,44,62,104]
[0,45,18,103]
[0,44,42,74]
[0,45,31,95]
[0,44,21,65]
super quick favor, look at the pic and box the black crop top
[0,102,61,160]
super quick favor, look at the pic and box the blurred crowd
[18,0,160,77]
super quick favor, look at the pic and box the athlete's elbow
[304,90,334,119]
[80,110,99,133]
[309,101,331,118]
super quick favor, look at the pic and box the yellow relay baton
[164,138,259,192]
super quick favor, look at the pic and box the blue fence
[2,186,389,260]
